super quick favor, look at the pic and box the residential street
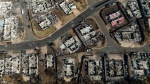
[0,0,149,53]
[0,0,115,51]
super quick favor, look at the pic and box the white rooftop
[66,65,72,76]
[3,16,19,41]
[0,2,13,16]
[59,1,72,14]
[46,54,54,68]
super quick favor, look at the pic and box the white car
[21,9,24,14]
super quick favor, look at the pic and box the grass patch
[31,20,56,39]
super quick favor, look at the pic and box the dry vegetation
[2,74,32,84]
[39,63,56,84]
[74,0,88,12]
[3,74,22,84]
[85,18,106,48]
[38,48,57,84]
[53,8,75,25]
[53,0,88,26]
[69,29,76,37]
[31,20,56,39]
[85,18,100,30]
[139,19,149,46]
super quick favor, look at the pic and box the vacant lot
[31,20,56,39]
[53,8,75,25]
[85,18,100,30]
[75,0,88,12]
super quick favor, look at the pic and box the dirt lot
[69,29,76,37]
[53,19,62,30]
[31,20,56,39]
[39,63,56,84]
[85,18,100,30]
[75,0,88,12]
[40,46,48,55]
[72,8,81,16]
[53,8,76,25]
[85,18,106,48]
[119,41,144,48]
[107,53,124,60]
[53,0,87,26]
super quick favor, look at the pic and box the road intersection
[0,0,149,53]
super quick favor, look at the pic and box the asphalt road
[91,12,150,53]
[1,0,149,52]
[92,12,124,53]
[0,0,116,51]
[19,0,37,42]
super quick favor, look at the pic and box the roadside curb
[87,16,106,36]
[92,41,107,50]
[31,27,57,40]
[30,4,89,41]
[89,14,148,49]
[87,16,108,49]
[30,19,57,40]
[20,27,26,41]
[121,41,148,48]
